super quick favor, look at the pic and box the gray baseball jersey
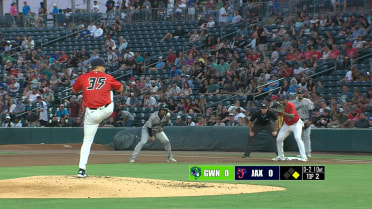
[292,98,314,119]
[144,111,171,134]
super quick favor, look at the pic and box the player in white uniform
[272,95,308,162]
[291,89,314,157]
[130,104,177,163]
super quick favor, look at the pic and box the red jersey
[72,71,122,108]
[167,54,176,64]
[279,102,300,125]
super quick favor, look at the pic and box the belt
[301,118,309,121]
[89,103,110,110]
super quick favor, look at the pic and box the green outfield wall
[0,127,371,152]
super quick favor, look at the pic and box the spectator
[354,113,370,128]
[174,115,186,126]
[166,98,177,113]
[186,115,195,126]
[93,24,104,38]
[28,87,40,103]
[88,21,97,34]
[10,3,18,26]
[68,95,81,125]
[169,65,181,80]
[225,113,236,126]
[206,78,219,95]
[160,25,188,42]
[7,77,20,97]
[103,35,116,51]
[218,3,228,25]
[221,81,237,95]
[149,56,165,71]
[124,93,139,107]
[13,98,26,115]
[166,49,177,66]
[72,117,83,127]
[168,82,181,97]
[121,110,135,127]
[339,85,354,104]
[315,109,331,128]
[347,107,360,124]
[2,115,14,127]
[148,80,159,95]
[56,104,69,121]
[142,92,157,108]
[36,96,48,127]
[207,16,215,28]
[48,115,60,127]
[180,82,192,96]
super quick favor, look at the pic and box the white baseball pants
[79,103,114,170]
[302,126,311,156]
[276,119,307,159]
[131,128,173,160]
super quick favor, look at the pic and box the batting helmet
[158,104,169,111]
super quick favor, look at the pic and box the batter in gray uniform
[129,104,177,163]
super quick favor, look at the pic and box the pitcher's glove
[271,102,285,113]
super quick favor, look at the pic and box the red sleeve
[109,75,122,91]
[72,77,82,93]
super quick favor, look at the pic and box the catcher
[129,104,177,163]
[242,103,278,158]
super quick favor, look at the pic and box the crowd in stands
[1,1,372,128]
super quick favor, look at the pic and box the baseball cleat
[298,157,308,162]
[241,154,249,158]
[272,156,286,161]
[167,157,177,162]
[77,169,88,178]
[129,159,135,163]
[297,155,312,158]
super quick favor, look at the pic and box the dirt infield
[0,144,370,198]
[0,143,370,167]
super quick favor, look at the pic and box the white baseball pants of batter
[131,127,173,160]
[276,119,307,159]
[302,126,311,156]
[79,103,114,170]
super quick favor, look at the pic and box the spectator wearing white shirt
[234,108,246,122]
[207,17,215,28]
[92,0,100,12]
[118,36,128,52]
[231,10,242,24]
[168,82,181,96]
[143,92,157,107]
[186,115,195,126]
[293,63,306,78]
[28,87,40,103]
[219,3,228,25]
[93,24,104,37]
[88,21,97,34]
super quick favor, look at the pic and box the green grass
[0,160,371,209]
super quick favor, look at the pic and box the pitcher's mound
[0,176,285,198]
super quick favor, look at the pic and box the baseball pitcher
[291,89,314,157]
[272,95,308,162]
[130,104,176,163]
[72,58,123,177]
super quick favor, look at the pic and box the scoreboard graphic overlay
[189,165,325,181]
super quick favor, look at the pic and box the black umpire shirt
[250,110,277,126]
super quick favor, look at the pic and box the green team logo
[190,166,202,180]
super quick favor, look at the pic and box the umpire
[242,103,278,158]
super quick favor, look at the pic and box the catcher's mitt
[271,102,285,113]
